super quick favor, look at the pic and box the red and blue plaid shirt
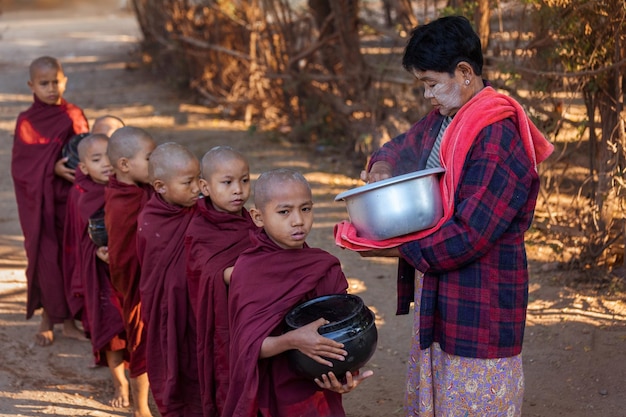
[370,109,539,359]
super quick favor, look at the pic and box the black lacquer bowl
[62,132,89,170]
[87,208,108,247]
[284,294,378,380]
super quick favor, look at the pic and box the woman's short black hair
[402,16,483,76]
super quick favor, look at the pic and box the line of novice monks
[11,56,373,417]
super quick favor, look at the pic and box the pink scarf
[334,87,554,251]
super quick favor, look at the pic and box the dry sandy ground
[0,2,625,417]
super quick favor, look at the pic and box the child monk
[71,134,129,408]
[137,142,203,417]
[104,126,156,417]
[224,168,373,417]
[92,114,125,137]
[63,115,126,322]
[184,146,258,416]
[11,55,89,346]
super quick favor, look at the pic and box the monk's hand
[292,317,347,367]
[96,246,109,264]
[223,266,234,285]
[360,161,392,184]
[358,247,402,258]
[315,369,374,394]
[54,157,76,182]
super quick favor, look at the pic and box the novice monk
[137,142,203,417]
[72,134,129,408]
[92,114,125,137]
[12,55,89,346]
[224,168,373,417]
[184,146,258,416]
[63,115,126,323]
[104,126,156,417]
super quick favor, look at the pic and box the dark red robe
[184,198,258,417]
[224,229,349,417]
[62,170,87,321]
[11,95,88,322]
[137,194,202,417]
[74,173,126,364]
[104,175,152,378]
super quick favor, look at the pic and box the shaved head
[29,56,63,80]
[149,142,198,182]
[77,133,109,162]
[92,115,125,137]
[201,146,248,179]
[107,126,154,165]
[253,168,311,210]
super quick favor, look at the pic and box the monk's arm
[259,317,347,366]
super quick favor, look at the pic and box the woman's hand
[54,157,76,183]
[358,247,402,258]
[360,161,393,184]
[315,369,374,394]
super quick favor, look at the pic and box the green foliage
[527,0,626,277]
[529,0,624,74]
[440,2,478,21]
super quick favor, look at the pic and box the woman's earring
[465,79,470,85]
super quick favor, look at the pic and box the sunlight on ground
[66,32,138,43]
[347,277,367,294]
[0,268,26,282]
[305,171,362,187]
[0,93,32,103]
[347,277,386,328]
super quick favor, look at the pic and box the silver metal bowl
[335,167,444,240]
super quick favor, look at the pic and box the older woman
[352,16,553,416]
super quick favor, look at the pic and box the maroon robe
[137,194,202,417]
[62,170,87,320]
[104,175,152,377]
[74,173,126,363]
[184,198,258,417]
[224,229,349,417]
[11,95,88,321]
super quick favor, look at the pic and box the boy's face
[200,157,250,215]
[155,159,201,207]
[126,138,156,185]
[78,139,113,185]
[28,66,67,105]
[250,180,313,249]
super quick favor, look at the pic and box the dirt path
[0,3,625,417]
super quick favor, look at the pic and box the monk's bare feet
[107,349,130,408]
[34,310,54,347]
[110,382,130,408]
[133,406,154,417]
[62,319,88,341]
[131,373,153,417]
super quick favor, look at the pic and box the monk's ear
[27,80,34,92]
[153,179,166,195]
[249,206,265,227]
[78,161,89,176]
[117,157,130,173]
[199,178,210,197]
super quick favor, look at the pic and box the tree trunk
[475,0,491,51]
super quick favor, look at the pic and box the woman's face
[412,66,474,116]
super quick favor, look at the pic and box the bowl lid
[334,167,445,201]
